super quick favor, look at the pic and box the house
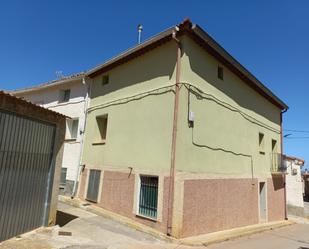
[304,172,309,201]
[0,91,65,241]
[13,73,89,196]
[75,19,288,238]
[282,155,305,216]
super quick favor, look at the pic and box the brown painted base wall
[78,170,285,238]
[267,176,285,221]
[182,178,259,237]
[78,169,169,234]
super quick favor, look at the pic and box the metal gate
[0,110,56,241]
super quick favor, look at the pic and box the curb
[59,195,294,247]
[180,220,294,246]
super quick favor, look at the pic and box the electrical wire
[187,85,254,179]
[183,83,280,134]
[284,129,309,134]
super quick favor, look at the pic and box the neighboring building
[283,155,305,216]
[303,173,309,201]
[0,91,65,241]
[77,19,288,238]
[13,73,89,195]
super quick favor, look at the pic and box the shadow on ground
[56,211,78,227]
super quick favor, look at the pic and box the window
[271,139,277,153]
[86,169,101,202]
[102,75,109,86]
[66,118,79,140]
[259,132,265,154]
[138,176,158,219]
[95,115,108,143]
[60,168,67,188]
[60,89,71,102]
[218,66,224,80]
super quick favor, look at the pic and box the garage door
[0,110,56,241]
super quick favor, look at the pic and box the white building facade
[13,74,89,195]
[283,155,305,216]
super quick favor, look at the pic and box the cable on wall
[183,83,281,134]
[187,84,255,180]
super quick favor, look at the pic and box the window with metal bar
[60,168,67,188]
[138,176,158,219]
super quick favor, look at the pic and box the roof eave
[190,24,288,110]
[12,74,85,95]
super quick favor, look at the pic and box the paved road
[1,202,309,249]
[208,223,309,249]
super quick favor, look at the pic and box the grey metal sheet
[0,110,56,241]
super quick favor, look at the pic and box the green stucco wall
[82,35,282,178]
[174,36,282,177]
[82,41,178,172]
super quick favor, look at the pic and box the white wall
[17,79,88,182]
[284,159,304,208]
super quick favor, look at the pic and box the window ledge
[65,138,77,142]
[136,214,158,222]
[92,140,106,145]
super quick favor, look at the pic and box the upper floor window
[271,139,277,153]
[66,118,79,140]
[259,132,265,154]
[60,89,71,103]
[102,75,109,86]
[93,115,108,144]
[218,66,224,80]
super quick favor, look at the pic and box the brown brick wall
[182,178,259,237]
[80,169,170,234]
[267,176,285,221]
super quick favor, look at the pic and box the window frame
[259,132,265,155]
[93,114,108,145]
[102,75,109,86]
[65,118,79,141]
[218,66,224,80]
[136,175,159,220]
[59,89,71,103]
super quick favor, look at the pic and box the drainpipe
[281,108,288,220]
[167,27,181,236]
[71,77,91,198]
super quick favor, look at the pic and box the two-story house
[77,19,288,238]
[13,73,89,196]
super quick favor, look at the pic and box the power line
[284,129,309,134]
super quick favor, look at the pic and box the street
[0,202,309,249]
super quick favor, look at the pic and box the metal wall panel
[86,169,101,202]
[0,110,56,241]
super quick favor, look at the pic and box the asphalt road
[1,202,309,249]
[208,223,309,249]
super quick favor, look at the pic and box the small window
[138,176,158,219]
[102,75,109,86]
[95,115,108,143]
[66,118,79,139]
[86,169,101,202]
[60,89,71,102]
[259,132,265,154]
[271,139,277,153]
[218,66,224,80]
[60,168,67,188]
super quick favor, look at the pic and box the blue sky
[1,0,308,168]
